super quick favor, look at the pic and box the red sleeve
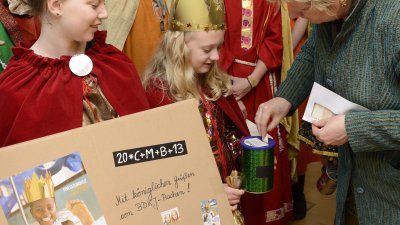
[145,81,174,108]
[258,4,283,71]
[216,95,250,137]
[218,38,236,72]
[218,2,238,72]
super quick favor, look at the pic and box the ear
[47,0,63,16]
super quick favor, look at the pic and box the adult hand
[230,76,252,100]
[312,114,348,146]
[237,100,248,119]
[223,184,245,211]
[0,40,5,46]
[255,97,292,138]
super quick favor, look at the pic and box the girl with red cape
[0,0,149,147]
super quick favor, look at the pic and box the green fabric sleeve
[274,25,316,116]
[346,110,400,152]
[0,21,14,73]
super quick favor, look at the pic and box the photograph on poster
[0,152,107,225]
[200,199,220,225]
[160,207,180,225]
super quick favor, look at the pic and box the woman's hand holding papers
[312,114,348,146]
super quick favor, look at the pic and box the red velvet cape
[0,31,149,146]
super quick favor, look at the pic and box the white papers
[244,138,269,147]
[245,119,273,143]
[303,82,369,123]
[246,119,260,136]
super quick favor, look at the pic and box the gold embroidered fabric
[82,76,118,126]
[198,99,242,179]
[298,121,338,157]
[241,0,253,50]
[199,98,246,225]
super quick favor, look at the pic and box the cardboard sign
[0,100,233,225]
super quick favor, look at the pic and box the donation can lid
[240,136,276,151]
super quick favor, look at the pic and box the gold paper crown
[169,0,225,32]
[24,171,55,203]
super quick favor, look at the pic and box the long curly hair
[142,30,231,102]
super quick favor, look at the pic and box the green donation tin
[240,136,275,193]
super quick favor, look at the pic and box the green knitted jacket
[276,0,400,224]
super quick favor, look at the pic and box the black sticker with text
[113,140,187,167]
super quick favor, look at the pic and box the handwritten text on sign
[113,141,187,167]
[115,171,195,221]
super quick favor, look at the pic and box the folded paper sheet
[303,82,369,123]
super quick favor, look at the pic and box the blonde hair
[142,31,231,102]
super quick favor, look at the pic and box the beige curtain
[280,2,301,181]
[101,0,172,50]
[101,0,140,50]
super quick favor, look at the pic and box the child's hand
[230,76,252,100]
[237,100,248,119]
[223,184,245,211]
[66,199,95,225]
[0,40,5,46]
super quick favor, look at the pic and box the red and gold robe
[145,82,250,180]
[219,1,293,224]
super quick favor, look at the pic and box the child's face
[185,30,224,74]
[30,198,57,225]
[172,210,178,220]
[56,0,108,42]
